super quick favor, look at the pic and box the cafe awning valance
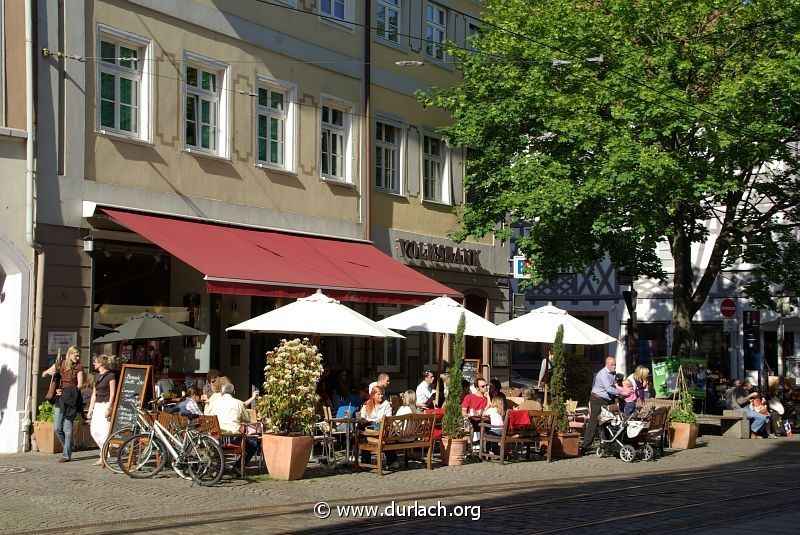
[101,208,460,305]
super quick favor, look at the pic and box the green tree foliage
[421,0,800,357]
[442,313,467,438]
[549,325,570,433]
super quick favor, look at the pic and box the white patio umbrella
[494,303,617,345]
[226,290,404,339]
[93,312,207,343]
[376,295,502,338]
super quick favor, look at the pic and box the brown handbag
[44,349,63,402]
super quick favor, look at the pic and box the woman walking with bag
[87,355,116,466]
[41,346,84,462]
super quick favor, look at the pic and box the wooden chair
[479,409,557,464]
[518,400,543,411]
[645,407,670,453]
[320,405,357,464]
[196,415,246,476]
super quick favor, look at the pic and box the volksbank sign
[396,239,481,267]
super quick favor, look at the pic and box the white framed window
[423,134,449,203]
[320,0,353,25]
[375,120,402,193]
[96,25,152,141]
[320,97,353,182]
[376,0,400,43]
[184,54,229,157]
[256,77,296,171]
[376,306,401,371]
[425,2,446,61]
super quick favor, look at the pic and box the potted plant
[548,325,581,457]
[33,400,62,454]
[668,387,699,449]
[256,338,323,480]
[440,313,470,466]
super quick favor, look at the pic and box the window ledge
[422,198,453,208]
[321,176,357,189]
[375,37,405,52]
[256,162,297,177]
[423,55,454,71]
[0,127,29,139]
[375,188,405,199]
[319,15,356,32]
[182,147,231,164]
[96,129,153,147]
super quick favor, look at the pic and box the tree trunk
[671,230,694,358]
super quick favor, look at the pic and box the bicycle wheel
[186,435,225,487]
[102,428,136,474]
[118,433,167,478]
[168,428,193,480]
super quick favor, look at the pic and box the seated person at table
[155,370,174,399]
[359,387,399,469]
[203,376,229,415]
[202,369,220,401]
[178,386,203,416]
[368,373,391,396]
[489,379,506,405]
[415,370,436,408]
[340,385,365,412]
[396,390,418,416]
[431,373,449,408]
[483,395,505,455]
[462,378,490,435]
[207,382,258,475]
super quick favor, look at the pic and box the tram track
[8,463,793,535]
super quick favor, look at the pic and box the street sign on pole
[720,298,737,318]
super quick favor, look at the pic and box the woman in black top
[87,354,116,466]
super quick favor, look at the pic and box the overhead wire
[43,0,798,144]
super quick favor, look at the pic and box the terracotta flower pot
[440,437,469,466]
[262,434,313,480]
[552,431,581,458]
[669,422,699,449]
[33,421,61,454]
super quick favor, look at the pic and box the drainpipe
[24,0,44,451]
[363,0,371,241]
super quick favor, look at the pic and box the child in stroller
[595,404,654,462]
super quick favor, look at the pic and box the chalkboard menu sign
[462,359,481,384]
[109,364,153,436]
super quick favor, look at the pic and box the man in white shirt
[368,372,391,395]
[207,383,256,475]
[416,370,436,408]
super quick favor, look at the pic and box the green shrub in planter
[37,401,55,422]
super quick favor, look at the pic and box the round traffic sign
[720,298,737,318]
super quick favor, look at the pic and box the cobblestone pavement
[1,435,799,534]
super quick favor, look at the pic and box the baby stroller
[595,405,654,462]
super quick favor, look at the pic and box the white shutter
[406,127,420,197]
[451,146,463,205]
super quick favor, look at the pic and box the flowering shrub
[257,338,323,435]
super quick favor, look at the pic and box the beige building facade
[9,0,509,451]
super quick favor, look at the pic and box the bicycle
[101,401,189,478]
[117,404,225,486]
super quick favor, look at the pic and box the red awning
[101,208,460,305]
